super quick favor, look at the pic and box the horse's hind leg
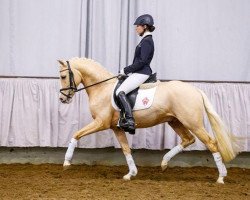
[161,118,195,171]
[189,126,227,184]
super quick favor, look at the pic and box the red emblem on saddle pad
[142,97,149,106]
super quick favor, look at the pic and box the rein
[59,61,119,98]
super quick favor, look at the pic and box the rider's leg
[116,91,135,131]
[116,73,150,95]
[116,73,149,131]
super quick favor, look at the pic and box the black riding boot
[116,91,135,132]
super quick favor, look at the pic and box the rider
[116,14,155,132]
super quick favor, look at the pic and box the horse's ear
[57,60,65,66]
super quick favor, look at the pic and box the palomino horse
[58,57,239,184]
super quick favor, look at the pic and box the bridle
[59,61,119,99]
[59,61,78,98]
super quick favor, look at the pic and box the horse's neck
[75,60,114,97]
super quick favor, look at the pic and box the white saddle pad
[111,81,157,111]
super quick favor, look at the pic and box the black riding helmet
[134,14,154,26]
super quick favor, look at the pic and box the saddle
[113,73,157,109]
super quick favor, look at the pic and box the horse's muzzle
[60,96,72,104]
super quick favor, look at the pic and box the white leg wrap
[65,138,78,161]
[163,144,184,162]
[213,152,227,177]
[125,154,138,176]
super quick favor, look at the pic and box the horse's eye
[61,76,66,79]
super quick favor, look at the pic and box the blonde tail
[198,89,239,162]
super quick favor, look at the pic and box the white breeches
[116,73,150,96]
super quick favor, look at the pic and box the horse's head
[58,60,82,104]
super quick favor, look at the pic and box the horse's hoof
[216,177,225,184]
[161,160,168,171]
[123,174,131,181]
[123,170,137,181]
[63,160,71,170]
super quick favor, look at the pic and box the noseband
[59,61,119,98]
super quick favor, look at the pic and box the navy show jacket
[124,35,154,75]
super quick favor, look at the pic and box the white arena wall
[0,78,249,152]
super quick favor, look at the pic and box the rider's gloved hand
[119,68,126,76]
[118,68,128,79]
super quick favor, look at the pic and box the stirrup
[118,125,135,135]
[117,118,134,128]
[120,119,135,132]
[117,117,126,128]
[123,127,135,135]
[117,117,135,134]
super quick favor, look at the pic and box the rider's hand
[119,68,126,76]
[118,69,128,79]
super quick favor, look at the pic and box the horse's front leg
[112,127,138,180]
[63,118,105,169]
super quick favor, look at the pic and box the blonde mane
[68,57,114,79]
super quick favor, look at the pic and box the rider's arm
[123,40,152,74]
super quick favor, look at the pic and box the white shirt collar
[142,31,152,38]
[138,31,152,44]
